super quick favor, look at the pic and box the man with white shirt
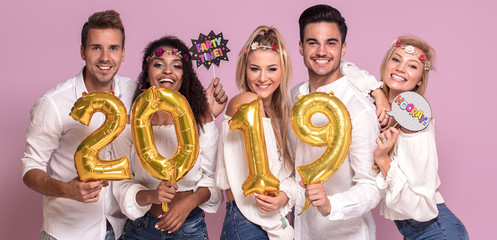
[292,4,381,240]
[21,10,135,240]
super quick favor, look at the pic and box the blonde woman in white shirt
[374,35,469,239]
[216,26,297,240]
[112,36,226,240]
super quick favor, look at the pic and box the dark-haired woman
[112,36,225,240]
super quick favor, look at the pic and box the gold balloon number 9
[131,86,200,212]
[229,98,280,196]
[70,91,131,182]
[291,91,352,215]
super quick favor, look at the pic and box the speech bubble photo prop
[190,30,230,70]
[386,91,432,132]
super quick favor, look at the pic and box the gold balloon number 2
[229,98,280,197]
[291,91,352,215]
[131,86,199,212]
[70,91,131,182]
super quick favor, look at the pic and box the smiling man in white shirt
[21,10,136,240]
[292,4,381,240]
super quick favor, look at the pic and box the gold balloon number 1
[291,91,352,215]
[70,91,131,182]
[131,86,200,212]
[229,98,280,196]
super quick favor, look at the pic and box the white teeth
[99,66,111,70]
[160,79,174,84]
[315,60,329,64]
[391,74,406,81]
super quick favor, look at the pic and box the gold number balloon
[228,98,280,196]
[131,86,199,212]
[70,91,131,182]
[291,91,352,215]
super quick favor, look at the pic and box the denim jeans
[120,207,208,240]
[40,231,56,240]
[220,201,268,240]
[40,224,115,240]
[105,225,115,240]
[394,203,469,240]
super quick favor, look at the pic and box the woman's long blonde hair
[236,25,293,168]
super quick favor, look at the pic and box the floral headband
[146,47,189,63]
[394,40,431,71]
[243,42,279,54]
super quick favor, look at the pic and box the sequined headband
[394,40,431,71]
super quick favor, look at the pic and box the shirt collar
[74,67,122,99]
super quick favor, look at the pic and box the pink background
[1,0,495,239]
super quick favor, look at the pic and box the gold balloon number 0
[131,86,199,212]
[70,92,131,182]
[291,91,352,215]
[229,98,280,196]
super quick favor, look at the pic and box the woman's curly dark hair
[134,36,208,130]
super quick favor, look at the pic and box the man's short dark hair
[298,4,347,44]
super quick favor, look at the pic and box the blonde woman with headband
[216,26,297,239]
[374,35,469,239]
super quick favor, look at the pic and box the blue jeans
[120,207,208,240]
[220,201,268,240]
[40,224,115,240]
[394,203,469,240]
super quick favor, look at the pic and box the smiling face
[80,28,124,92]
[383,47,425,98]
[299,22,346,83]
[245,49,282,107]
[147,46,183,91]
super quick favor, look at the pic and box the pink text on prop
[195,37,224,62]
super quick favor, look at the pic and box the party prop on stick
[131,86,199,212]
[386,91,432,131]
[70,91,131,182]
[229,98,280,196]
[190,30,230,77]
[291,91,352,215]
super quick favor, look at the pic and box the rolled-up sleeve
[341,61,380,98]
[22,96,63,177]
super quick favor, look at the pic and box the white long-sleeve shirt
[376,120,444,222]
[216,115,298,240]
[21,69,136,240]
[291,76,381,240]
[111,121,222,220]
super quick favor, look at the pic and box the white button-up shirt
[291,73,381,240]
[21,69,136,240]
